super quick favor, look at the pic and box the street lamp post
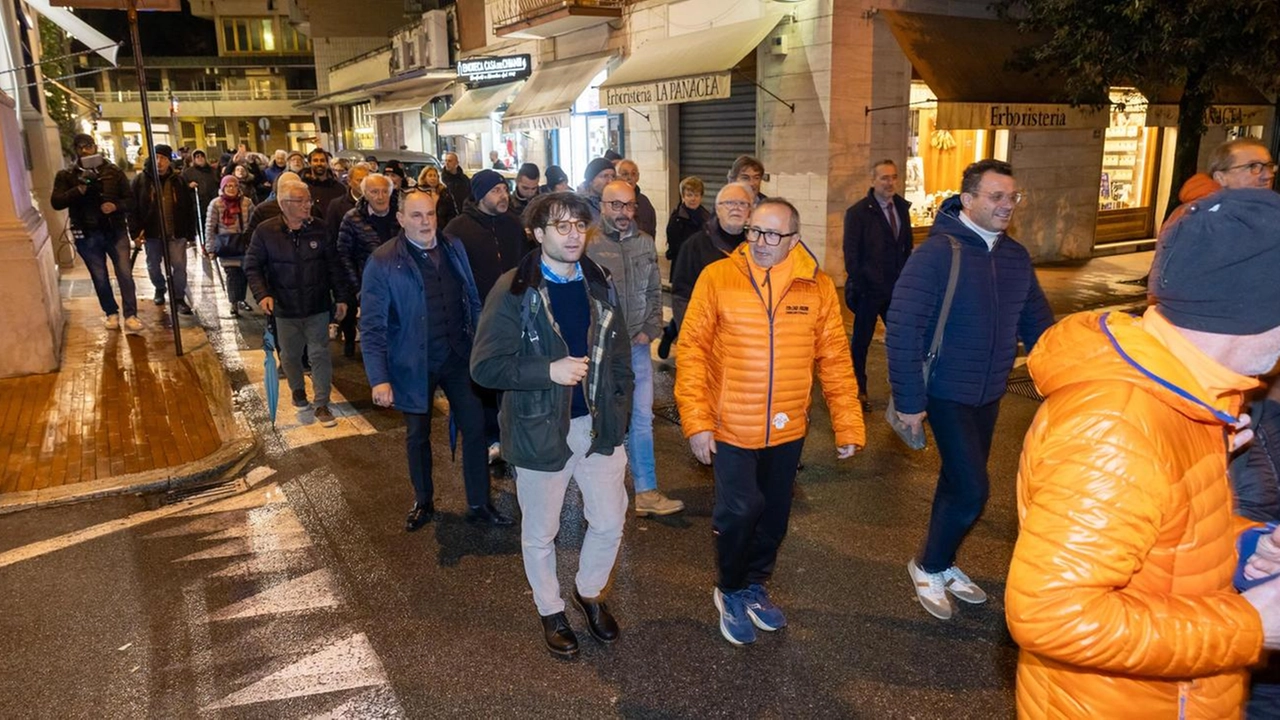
[125,0,182,355]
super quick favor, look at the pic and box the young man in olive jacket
[471,192,634,659]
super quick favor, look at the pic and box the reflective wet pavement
[0,248,1155,718]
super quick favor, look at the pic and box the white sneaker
[942,565,988,605]
[329,323,339,340]
[104,313,120,330]
[488,442,501,463]
[124,316,143,332]
[908,560,953,620]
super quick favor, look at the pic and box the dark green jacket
[471,249,633,472]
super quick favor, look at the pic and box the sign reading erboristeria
[604,72,732,108]
[457,54,532,88]
[936,102,1109,130]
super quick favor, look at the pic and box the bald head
[600,180,637,235]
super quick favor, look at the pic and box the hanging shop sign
[1144,104,1274,128]
[504,113,571,133]
[603,72,732,109]
[457,54,532,89]
[937,102,1109,130]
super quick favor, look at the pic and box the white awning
[437,81,521,136]
[27,0,121,66]
[369,80,453,116]
[598,15,783,108]
[501,52,612,132]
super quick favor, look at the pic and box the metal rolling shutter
[677,79,758,203]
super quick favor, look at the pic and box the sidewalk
[0,244,254,512]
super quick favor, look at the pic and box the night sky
[76,1,217,57]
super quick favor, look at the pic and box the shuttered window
[677,79,758,206]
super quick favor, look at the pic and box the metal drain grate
[1006,378,1044,402]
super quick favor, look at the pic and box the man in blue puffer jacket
[885,159,1053,621]
[360,190,513,533]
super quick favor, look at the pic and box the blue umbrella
[262,328,280,426]
[448,410,458,461]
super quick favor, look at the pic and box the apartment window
[222,17,277,54]
[280,24,312,53]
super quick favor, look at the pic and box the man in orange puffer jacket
[676,198,865,646]
[1007,188,1280,719]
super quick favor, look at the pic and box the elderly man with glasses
[676,197,865,646]
[885,159,1053,622]
[586,180,683,517]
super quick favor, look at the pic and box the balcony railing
[492,0,626,29]
[84,89,317,104]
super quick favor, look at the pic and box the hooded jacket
[1007,308,1264,719]
[885,196,1054,414]
[675,242,865,450]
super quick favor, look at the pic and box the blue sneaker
[744,583,787,631]
[713,587,757,645]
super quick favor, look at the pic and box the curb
[0,436,257,515]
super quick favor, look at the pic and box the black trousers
[712,438,806,592]
[849,292,891,398]
[919,396,1000,573]
[402,351,490,508]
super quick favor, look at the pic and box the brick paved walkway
[0,254,222,494]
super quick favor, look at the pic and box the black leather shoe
[343,337,356,358]
[466,503,514,526]
[574,590,619,643]
[540,612,579,657]
[405,502,434,532]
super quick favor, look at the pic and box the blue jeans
[145,236,188,304]
[74,228,136,317]
[626,342,658,493]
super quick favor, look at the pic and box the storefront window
[1100,88,1158,212]
[905,81,988,226]
[349,102,375,151]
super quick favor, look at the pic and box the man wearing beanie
[541,165,569,194]
[132,143,197,314]
[579,157,615,220]
[1005,188,1280,718]
[444,169,534,464]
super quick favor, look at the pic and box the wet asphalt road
[0,253,1040,719]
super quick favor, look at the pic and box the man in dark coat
[132,144,197,314]
[181,149,220,219]
[336,173,399,356]
[244,180,352,428]
[843,159,914,409]
[509,162,540,219]
[443,170,531,303]
[360,190,511,531]
[470,191,635,658]
[885,159,1053,619]
[303,149,346,218]
[52,133,139,330]
[326,165,370,245]
[669,182,752,331]
[441,152,471,209]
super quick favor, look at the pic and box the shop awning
[881,10,1109,130]
[28,0,120,65]
[598,15,784,108]
[369,79,453,116]
[437,81,522,136]
[502,52,613,132]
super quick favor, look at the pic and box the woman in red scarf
[204,174,255,316]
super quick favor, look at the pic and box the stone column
[0,91,63,377]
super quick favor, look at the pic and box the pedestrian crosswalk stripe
[208,568,340,621]
[204,633,388,710]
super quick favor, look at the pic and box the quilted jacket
[1007,308,1264,719]
[885,198,1054,414]
[675,242,865,450]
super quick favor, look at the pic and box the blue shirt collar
[540,259,583,284]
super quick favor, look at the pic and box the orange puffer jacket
[675,242,864,450]
[1007,309,1264,719]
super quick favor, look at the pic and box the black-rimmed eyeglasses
[746,226,798,246]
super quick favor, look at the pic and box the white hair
[360,173,392,194]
